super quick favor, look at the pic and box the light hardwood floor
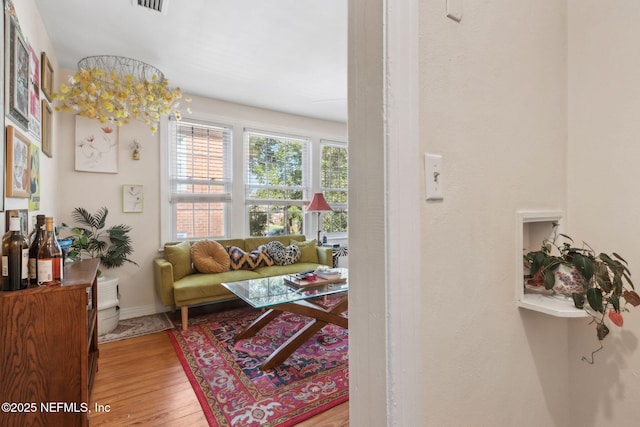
[90,331,349,426]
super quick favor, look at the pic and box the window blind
[170,118,232,203]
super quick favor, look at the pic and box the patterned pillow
[226,245,274,270]
[264,241,285,259]
[264,241,301,266]
[251,245,275,268]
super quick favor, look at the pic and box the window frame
[319,140,349,239]
[244,129,311,237]
[163,116,233,242]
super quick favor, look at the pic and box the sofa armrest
[316,246,333,267]
[153,257,176,307]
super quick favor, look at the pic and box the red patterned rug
[167,301,349,426]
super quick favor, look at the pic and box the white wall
[53,86,346,318]
[567,1,640,425]
[418,1,570,425]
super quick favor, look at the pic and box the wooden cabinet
[0,258,99,427]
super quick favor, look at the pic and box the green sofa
[153,234,332,330]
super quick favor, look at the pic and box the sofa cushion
[191,240,230,273]
[291,239,318,263]
[264,241,301,266]
[226,245,274,270]
[164,241,194,281]
[173,270,261,306]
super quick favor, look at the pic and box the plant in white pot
[524,231,640,363]
[63,207,138,336]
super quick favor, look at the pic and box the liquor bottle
[37,217,63,286]
[2,216,29,291]
[28,215,46,286]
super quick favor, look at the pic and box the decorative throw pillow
[264,240,285,258]
[226,245,275,270]
[164,241,194,281]
[226,246,255,270]
[191,240,230,273]
[252,245,275,268]
[291,239,318,263]
[265,241,302,266]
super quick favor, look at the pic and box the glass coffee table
[222,269,348,370]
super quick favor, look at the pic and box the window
[320,141,348,234]
[168,118,232,240]
[245,130,310,236]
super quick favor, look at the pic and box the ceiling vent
[134,0,167,14]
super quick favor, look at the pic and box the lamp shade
[306,193,333,212]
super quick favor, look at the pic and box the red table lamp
[306,193,333,244]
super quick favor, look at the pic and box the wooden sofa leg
[181,306,188,331]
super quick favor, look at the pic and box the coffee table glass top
[221,269,348,309]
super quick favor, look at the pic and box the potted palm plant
[524,231,640,363]
[63,207,138,335]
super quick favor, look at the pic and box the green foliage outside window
[247,133,307,236]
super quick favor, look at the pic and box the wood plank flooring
[90,331,349,426]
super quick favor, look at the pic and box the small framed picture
[41,100,52,157]
[123,184,144,213]
[6,125,31,198]
[5,209,28,233]
[41,51,54,102]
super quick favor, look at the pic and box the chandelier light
[54,55,188,133]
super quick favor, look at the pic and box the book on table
[284,273,346,288]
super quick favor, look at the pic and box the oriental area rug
[167,301,349,427]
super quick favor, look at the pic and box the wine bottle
[28,214,46,286]
[2,216,29,291]
[37,217,63,286]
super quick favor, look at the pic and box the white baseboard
[118,304,173,320]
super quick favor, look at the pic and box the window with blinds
[245,130,310,236]
[320,141,348,234]
[168,118,232,240]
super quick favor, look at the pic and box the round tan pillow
[191,240,230,273]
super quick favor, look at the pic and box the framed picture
[5,125,31,198]
[40,51,53,102]
[123,184,144,213]
[6,15,29,130]
[75,115,118,173]
[28,44,41,141]
[28,143,40,211]
[41,99,52,157]
[5,209,28,233]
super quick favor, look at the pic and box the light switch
[446,0,463,22]
[425,153,443,201]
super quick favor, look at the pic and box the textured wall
[419,1,570,425]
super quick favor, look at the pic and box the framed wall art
[123,184,144,213]
[40,51,53,102]
[5,209,28,233]
[5,125,31,198]
[6,15,29,130]
[75,115,119,173]
[28,44,41,140]
[28,143,40,211]
[41,99,52,157]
